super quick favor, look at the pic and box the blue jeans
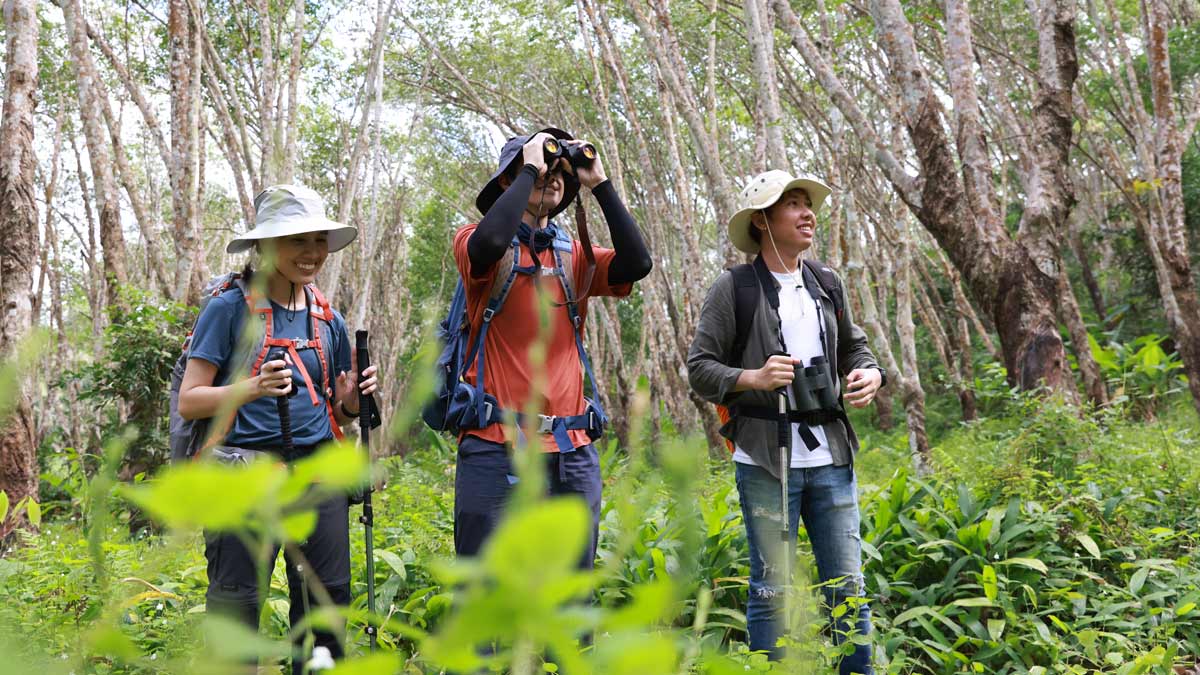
[735,462,872,674]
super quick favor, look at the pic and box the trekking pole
[777,389,787,583]
[269,348,297,458]
[355,330,377,652]
[777,383,793,647]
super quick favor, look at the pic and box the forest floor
[1,396,1198,674]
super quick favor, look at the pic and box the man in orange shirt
[452,128,652,566]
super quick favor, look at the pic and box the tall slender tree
[0,0,40,538]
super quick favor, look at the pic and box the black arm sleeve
[593,180,653,285]
[466,164,538,277]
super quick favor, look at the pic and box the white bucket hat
[226,184,358,254]
[727,170,832,254]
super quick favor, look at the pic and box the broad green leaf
[996,557,1048,574]
[376,549,407,581]
[281,510,318,542]
[87,624,139,661]
[981,565,997,603]
[602,578,677,630]
[25,498,40,528]
[1075,533,1102,558]
[892,605,937,625]
[326,652,400,673]
[1177,602,1197,616]
[1130,567,1149,595]
[284,442,369,500]
[121,461,287,530]
[203,614,292,660]
[591,632,678,675]
[0,491,7,524]
[986,618,1005,640]
[951,597,994,608]
[483,498,589,592]
[1089,334,1118,371]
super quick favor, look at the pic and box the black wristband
[340,400,359,418]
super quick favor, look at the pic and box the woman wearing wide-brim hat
[178,184,380,674]
[687,170,884,673]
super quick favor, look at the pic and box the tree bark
[895,226,932,474]
[169,0,205,300]
[1142,0,1200,416]
[744,0,786,163]
[627,0,740,255]
[0,0,40,539]
[63,0,129,306]
[777,0,1076,394]
[281,0,305,183]
[257,0,279,185]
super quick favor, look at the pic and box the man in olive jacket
[687,170,885,673]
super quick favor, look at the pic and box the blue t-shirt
[187,287,352,447]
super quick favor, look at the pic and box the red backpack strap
[304,284,346,441]
[245,288,275,378]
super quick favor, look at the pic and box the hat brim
[475,127,580,219]
[226,218,358,254]
[726,178,832,254]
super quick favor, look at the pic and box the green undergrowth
[0,398,1198,674]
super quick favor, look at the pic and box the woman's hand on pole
[251,359,293,400]
[570,139,608,190]
[336,347,379,415]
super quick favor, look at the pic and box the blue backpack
[422,225,608,452]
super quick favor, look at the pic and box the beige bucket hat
[727,170,832,254]
[226,184,358,254]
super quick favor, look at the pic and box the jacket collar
[752,254,829,305]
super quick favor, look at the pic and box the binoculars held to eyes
[543,138,597,170]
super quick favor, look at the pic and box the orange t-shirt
[453,223,632,451]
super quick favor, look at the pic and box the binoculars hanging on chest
[790,355,839,412]
[543,138,597,170]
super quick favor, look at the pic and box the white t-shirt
[733,270,834,468]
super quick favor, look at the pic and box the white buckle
[537,415,557,434]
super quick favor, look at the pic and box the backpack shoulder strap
[485,240,522,308]
[552,225,581,307]
[305,283,334,321]
[802,258,845,321]
[729,264,760,365]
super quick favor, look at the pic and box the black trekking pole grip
[356,330,371,447]
[354,329,377,651]
[268,349,296,459]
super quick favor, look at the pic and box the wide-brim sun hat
[727,170,833,254]
[475,127,581,219]
[226,184,358,254]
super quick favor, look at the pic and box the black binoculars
[790,355,839,412]
[543,137,597,170]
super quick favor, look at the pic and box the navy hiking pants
[205,485,351,674]
[453,435,603,569]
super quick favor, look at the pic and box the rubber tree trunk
[0,0,40,539]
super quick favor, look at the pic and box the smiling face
[261,231,330,285]
[754,188,816,255]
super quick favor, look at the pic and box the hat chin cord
[763,213,805,284]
